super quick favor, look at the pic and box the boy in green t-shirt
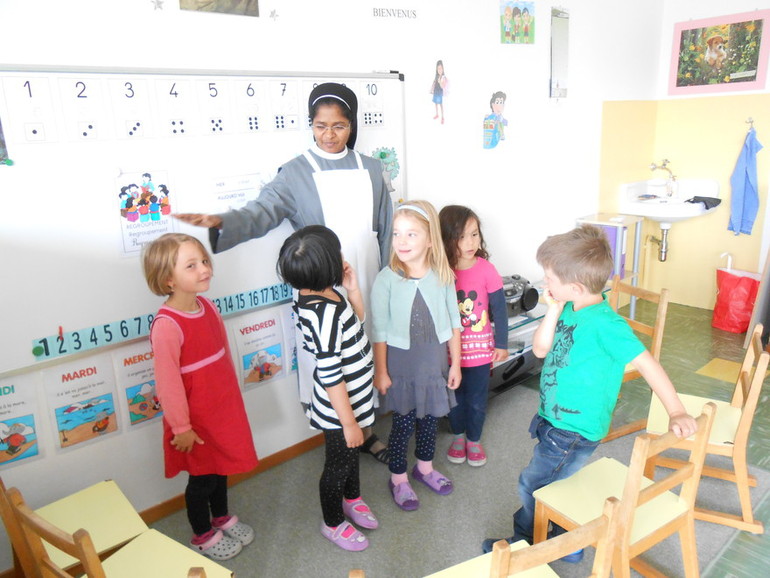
[482,224,697,559]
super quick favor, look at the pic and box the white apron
[296,149,381,405]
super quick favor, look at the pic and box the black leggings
[186,473,228,536]
[388,410,439,475]
[320,429,361,527]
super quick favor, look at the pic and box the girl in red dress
[143,233,258,561]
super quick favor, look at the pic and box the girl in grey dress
[371,200,462,511]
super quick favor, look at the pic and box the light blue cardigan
[370,267,461,349]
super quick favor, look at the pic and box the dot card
[269,79,299,129]
[57,76,112,141]
[1,75,59,143]
[360,80,385,126]
[154,77,198,136]
[196,78,233,136]
[233,78,267,134]
[108,77,154,139]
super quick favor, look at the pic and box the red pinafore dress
[152,297,258,477]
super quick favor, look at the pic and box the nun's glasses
[312,123,351,134]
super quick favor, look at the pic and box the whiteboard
[0,67,406,375]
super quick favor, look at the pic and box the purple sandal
[412,465,454,495]
[389,479,420,511]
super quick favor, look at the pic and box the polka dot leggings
[387,410,439,475]
[320,428,361,527]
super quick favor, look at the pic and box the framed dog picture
[669,10,770,95]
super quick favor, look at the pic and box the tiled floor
[610,302,770,577]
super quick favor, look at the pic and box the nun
[174,82,393,463]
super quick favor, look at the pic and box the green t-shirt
[539,296,645,441]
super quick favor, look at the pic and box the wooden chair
[0,480,232,578]
[534,403,715,578]
[0,477,148,575]
[491,497,620,578]
[422,498,619,578]
[645,322,768,533]
[603,275,670,442]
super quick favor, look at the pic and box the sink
[619,178,720,227]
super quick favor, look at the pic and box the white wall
[4,0,741,570]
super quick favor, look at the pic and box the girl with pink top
[439,206,509,466]
[143,233,258,561]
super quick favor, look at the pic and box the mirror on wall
[550,8,569,98]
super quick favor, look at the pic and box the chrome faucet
[649,159,676,196]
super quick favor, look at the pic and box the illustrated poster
[112,341,162,427]
[42,354,119,451]
[232,310,284,389]
[117,168,176,255]
[0,373,43,467]
[280,302,298,375]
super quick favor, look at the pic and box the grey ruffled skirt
[383,289,456,418]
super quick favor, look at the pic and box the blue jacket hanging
[728,127,763,235]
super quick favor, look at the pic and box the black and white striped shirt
[296,290,375,430]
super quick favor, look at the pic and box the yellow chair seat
[424,540,558,577]
[101,529,233,578]
[35,480,148,569]
[647,393,740,446]
[533,457,688,545]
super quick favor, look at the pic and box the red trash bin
[712,257,761,333]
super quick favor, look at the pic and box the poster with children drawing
[500,2,535,44]
[112,342,162,427]
[232,310,284,389]
[42,354,120,451]
[0,373,43,467]
[117,169,175,255]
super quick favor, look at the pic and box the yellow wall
[600,95,769,309]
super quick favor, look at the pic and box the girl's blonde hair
[389,199,454,285]
[142,233,213,296]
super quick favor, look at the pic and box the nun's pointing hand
[172,213,223,229]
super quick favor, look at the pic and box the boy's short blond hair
[536,224,613,294]
[142,233,213,296]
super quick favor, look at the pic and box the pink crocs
[212,514,255,546]
[190,528,242,561]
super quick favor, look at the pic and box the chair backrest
[0,477,41,578]
[731,323,769,446]
[4,484,107,578]
[491,497,620,578]
[618,402,716,544]
[609,275,669,360]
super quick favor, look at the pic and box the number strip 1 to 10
[31,283,293,362]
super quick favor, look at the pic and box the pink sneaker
[447,435,466,464]
[467,440,487,467]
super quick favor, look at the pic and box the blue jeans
[512,415,599,543]
[448,364,491,442]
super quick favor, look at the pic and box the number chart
[31,282,292,362]
[0,67,406,374]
